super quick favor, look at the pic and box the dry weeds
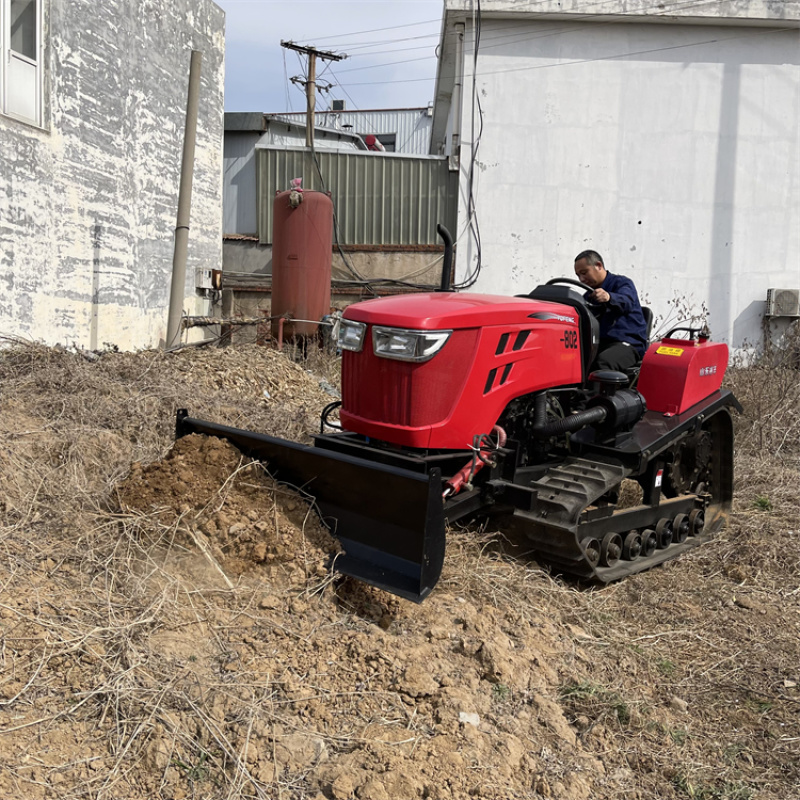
[0,336,797,800]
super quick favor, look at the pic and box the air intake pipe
[532,393,606,439]
[532,373,646,439]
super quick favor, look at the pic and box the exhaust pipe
[436,224,453,292]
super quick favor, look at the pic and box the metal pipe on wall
[449,23,465,171]
[166,49,203,350]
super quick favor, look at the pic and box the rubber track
[510,456,712,581]
[525,457,630,529]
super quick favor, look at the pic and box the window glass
[10,0,37,60]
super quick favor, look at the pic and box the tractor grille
[342,329,479,427]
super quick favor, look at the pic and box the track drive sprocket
[666,430,712,495]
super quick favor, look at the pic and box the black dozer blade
[175,411,446,603]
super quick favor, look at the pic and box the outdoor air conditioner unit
[766,288,800,317]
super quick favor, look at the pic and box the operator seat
[642,306,654,342]
[623,306,654,385]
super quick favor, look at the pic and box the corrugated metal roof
[255,128,362,151]
[271,108,433,155]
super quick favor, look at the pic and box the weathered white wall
[448,0,800,25]
[451,17,799,346]
[0,0,224,350]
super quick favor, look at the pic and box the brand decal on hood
[528,312,576,324]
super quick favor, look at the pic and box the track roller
[672,513,690,543]
[688,508,705,536]
[640,529,657,557]
[582,538,601,566]
[655,518,674,549]
[600,533,623,567]
[622,530,642,560]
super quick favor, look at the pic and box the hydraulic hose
[443,425,507,498]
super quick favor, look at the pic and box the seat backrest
[623,306,654,386]
[641,306,654,344]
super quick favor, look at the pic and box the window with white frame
[1,0,43,126]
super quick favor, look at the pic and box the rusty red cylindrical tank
[271,190,333,339]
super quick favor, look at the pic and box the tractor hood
[344,293,577,330]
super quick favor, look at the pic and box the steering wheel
[546,278,589,290]
[545,278,603,311]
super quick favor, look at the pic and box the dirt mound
[110,431,606,800]
[118,432,339,577]
[0,339,797,800]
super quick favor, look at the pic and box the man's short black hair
[574,250,604,267]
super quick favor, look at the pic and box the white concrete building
[0,0,225,350]
[431,0,800,346]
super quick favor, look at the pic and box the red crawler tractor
[178,231,740,602]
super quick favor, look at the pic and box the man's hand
[590,288,610,303]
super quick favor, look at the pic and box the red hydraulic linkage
[443,426,507,498]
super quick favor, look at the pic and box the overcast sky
[215,0,444,113]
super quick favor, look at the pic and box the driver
[574,250,648,372]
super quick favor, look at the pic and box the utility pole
[281,41,346,187]
[166,49,202,351]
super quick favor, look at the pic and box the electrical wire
[333,0,793,87]
[442,1,733,291]
[282,48,294,111]
[274,0,793,294]
[443,0,761,291]
[325,68,363,116]
[308,152,379,293]
[319,0,716,71]
[302,17,441,44]
[342,22,794,88]
[281,33,484,291]
[280,53,443,293]
[324,66,393,144]
[453,0,484,290]
[322,31,439,54]
[393,112,430,154]
[295,0,727,64]
[309,148,471,292]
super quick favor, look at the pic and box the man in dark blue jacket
[574,250,648,372]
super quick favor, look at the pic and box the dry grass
[0,336,797,800]
[0,339,343,799]
[436,343,800,800]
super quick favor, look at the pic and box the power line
[337,24,795,88]
[331,31,439,53]
[304,0,722,55]
[330,0,748,75]
[336,53,435,74]
[282,48,294,111]
[314,0,723,55]
[303,17,441,44]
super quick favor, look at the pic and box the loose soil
[0,340,798,800]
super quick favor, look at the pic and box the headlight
[337,318,367,352]
[372,327,452,362]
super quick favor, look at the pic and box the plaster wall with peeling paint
[435,6,800,348]
[0,0,224,350]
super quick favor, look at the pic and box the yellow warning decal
[656,346,684,357]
